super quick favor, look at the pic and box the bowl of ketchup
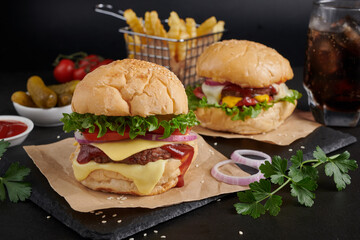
[0,115,34,147]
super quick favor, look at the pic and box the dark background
[2,0,314,74]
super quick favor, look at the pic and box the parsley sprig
[234,147,358,218]
[186,85,302,121]
[0,140,32,203]
[61,111,199,139]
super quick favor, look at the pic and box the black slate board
[0,126,356,240]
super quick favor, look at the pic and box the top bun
[72,59,188,117]
[196,40,294,88]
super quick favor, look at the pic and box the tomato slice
[82,128,130,142]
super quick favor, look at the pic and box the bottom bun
[195,101,296,135]
[70,141,198,196]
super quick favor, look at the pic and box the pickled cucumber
[27,76,58,108]
[57,93,73,106]
[48,80,80,96]
[11,91,37,107]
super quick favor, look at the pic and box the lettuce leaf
[61,111,199,139]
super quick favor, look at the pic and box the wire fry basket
[119,27,225,86]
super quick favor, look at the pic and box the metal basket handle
[94,4,126,21]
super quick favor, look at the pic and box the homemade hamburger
[61,59,199,196]
[187,39,301,134]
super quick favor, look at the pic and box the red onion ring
[211,149,272,186]
[139,132,197,142]
[211,160,264,186]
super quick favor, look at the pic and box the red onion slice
[211,160,264,186]
[139,132,197,142]
[211,149,272,186]
[230,150,271,169]
[204,79,228,86]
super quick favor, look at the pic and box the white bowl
[13,102,72,127]
[0,115,34,147]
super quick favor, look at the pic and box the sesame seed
[101,220,107,224]
[288,149,293,152]
[284,134,288,137]
[154,230,158,234]
[214,142,218,146]
[90,211,94,214]
[129,238,134,240]
[239,230,243,235]
[143,233,147,237]
[301,146,305,149]
[277,133,282,136]
[102,215,106,218]
[217,198,221,202]
[195,164,199,168]
[107,196,114,200]
[161,236,166,239]
[112,214,117,217]
[57,136,60,139]
[95,211,103,215]
[46,216,51,219]
[117,219,122,223]
[200,180,205,184]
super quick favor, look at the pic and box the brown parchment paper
[193,110,321,146]
[24,135,249,212]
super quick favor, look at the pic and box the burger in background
[187,39,301,134]
[61,59,199,196]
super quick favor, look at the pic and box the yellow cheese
[254,94,269,102]
[201,83,226,104]
[91,138,171,161]
[72,160,166,195]
[222,96,242,108]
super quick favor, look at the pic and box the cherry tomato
[72,66,89,80]
[53,59,75,83]
[82,128,130,142]
[78,54,101,68]
[193,86,205,99]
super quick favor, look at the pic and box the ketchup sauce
[0,120,28,139]
[161,144,194,187]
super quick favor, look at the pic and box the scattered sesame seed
[95,211,103,215]
[143,233,147,237]
[117,219,122,223]
[209,149,214,155]
[214,142,218,146]
[161,236,166,239]
[57,136,60,139]
[101,220,107,224]
[112,214,117,217]
[195,164,199,168]
[250,136,254,139]
[284,134,288,137]
[46,216,51,219]
[90,211,94,214]
[200,180,205,184]
[102,215,106,219]
[289,149,293,152]
[154,230,158,234]
[107,196,114,200]
[301,146,305,149]
[129,238,134,240]
[217,198,221,202]
[277,133,282,136]
[239,230,243,235]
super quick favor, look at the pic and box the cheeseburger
[187,39,301,134]
[61,59,199,196]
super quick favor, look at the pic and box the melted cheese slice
[201,83,225,104]
[72,160,166,195]
[91,138,171,161]
[273,83,292,101]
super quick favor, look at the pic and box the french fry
[167,11,181,58]
[150,11,167,38]
[197,16,217,36]
[177,30,190,61]
[144,11,154,35]
[186,18,197,48]
[213,20,225,41]
[124,33,142,59]
[124,9,144,34]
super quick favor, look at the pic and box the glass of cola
[304,0,360,127]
